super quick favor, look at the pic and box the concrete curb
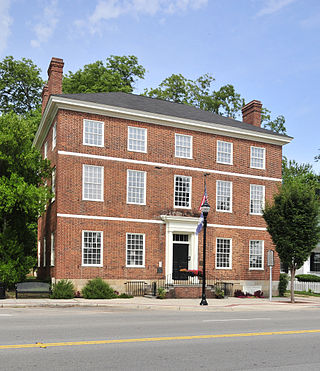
[1,296,320,312]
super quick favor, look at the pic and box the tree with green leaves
[0,112,51,285]
[263,178,320,303]
[0,56,44,115]
[62,55,146,94]
[282,157,320,189]
[144,73,245,119]
[144,73,287,133]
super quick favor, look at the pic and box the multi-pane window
[127,170,146,204]
[250,184,265,214]
[174,175,191,208]
[128,127,147,153]
[310,252,320,272]
[44,142,48,159]
[43,238,46,267]
[50,233,55,267]
[216,238,232,269]
[216,180,232,212]
[52,167,56,202]
[250,146,265,169]
[217,141,233,165]
[83,165,103,201]
[126,233,145,267]
[83,119,104,147]
[82,231,103,266]
[249,240,264,269]
[38,241,41,268]
[175,134,192,159]
[52,122,57,149]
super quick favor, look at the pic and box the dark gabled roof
[54,91,291,138]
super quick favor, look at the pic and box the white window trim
[215,238,232,270]
[216,180,233,213]
[50,233,55,267]
[82,164,104,202]
[126,169,146,205]
[174,175,192,209]
[51,167,56,202]
[249,240,264,270]
[43,238,46,267]
[126,233,145,268]
[175,133,193,159]
[44,142,48,159]
[216,140,233,165]
[83,119,104,148]
[81,230,103,267]
[37,240,41,268]
[250,184,265,215]
[127,126,147,153]
[250,146,266,170]
[52,122,57,150]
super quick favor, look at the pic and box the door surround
[161,215,199,281]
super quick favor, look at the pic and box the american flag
[196,184,208,235]
[198,183,208,211]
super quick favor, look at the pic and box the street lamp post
[200,199,210,306]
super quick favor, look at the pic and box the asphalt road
[1,307,320,370]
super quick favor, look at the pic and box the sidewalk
[1,295,320,311]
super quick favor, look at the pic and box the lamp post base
[200,297,208,306]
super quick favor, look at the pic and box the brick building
[34,57,292,295]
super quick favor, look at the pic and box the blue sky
[1,0,319,172]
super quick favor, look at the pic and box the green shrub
[278,273,289,296]
[51,280,75,299]
[215,287,224,299]
[117,293,133,298]
[157,287,166,299]
[295,274,320,282]
[82,278,117,299]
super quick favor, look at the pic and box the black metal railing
[125,281,147,296]
[153,274,234,297]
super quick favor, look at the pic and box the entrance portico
[161,215,199,282]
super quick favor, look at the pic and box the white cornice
[33,96,293,149]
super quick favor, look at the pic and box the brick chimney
[242,100,262,128]
[41,57,64,114]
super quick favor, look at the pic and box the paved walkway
[1,295,320,311]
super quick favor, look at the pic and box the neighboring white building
[296,243,320,276]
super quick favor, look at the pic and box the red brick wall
[37,108,282,283]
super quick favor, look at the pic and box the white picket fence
[287,280,320,293]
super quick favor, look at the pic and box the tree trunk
[290,267,296,303]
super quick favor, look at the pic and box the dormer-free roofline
[33,93,293,149]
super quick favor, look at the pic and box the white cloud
[30,0,59,48]
[76,0,208,35]
[256,0,296,17]
[0,0,13,55]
